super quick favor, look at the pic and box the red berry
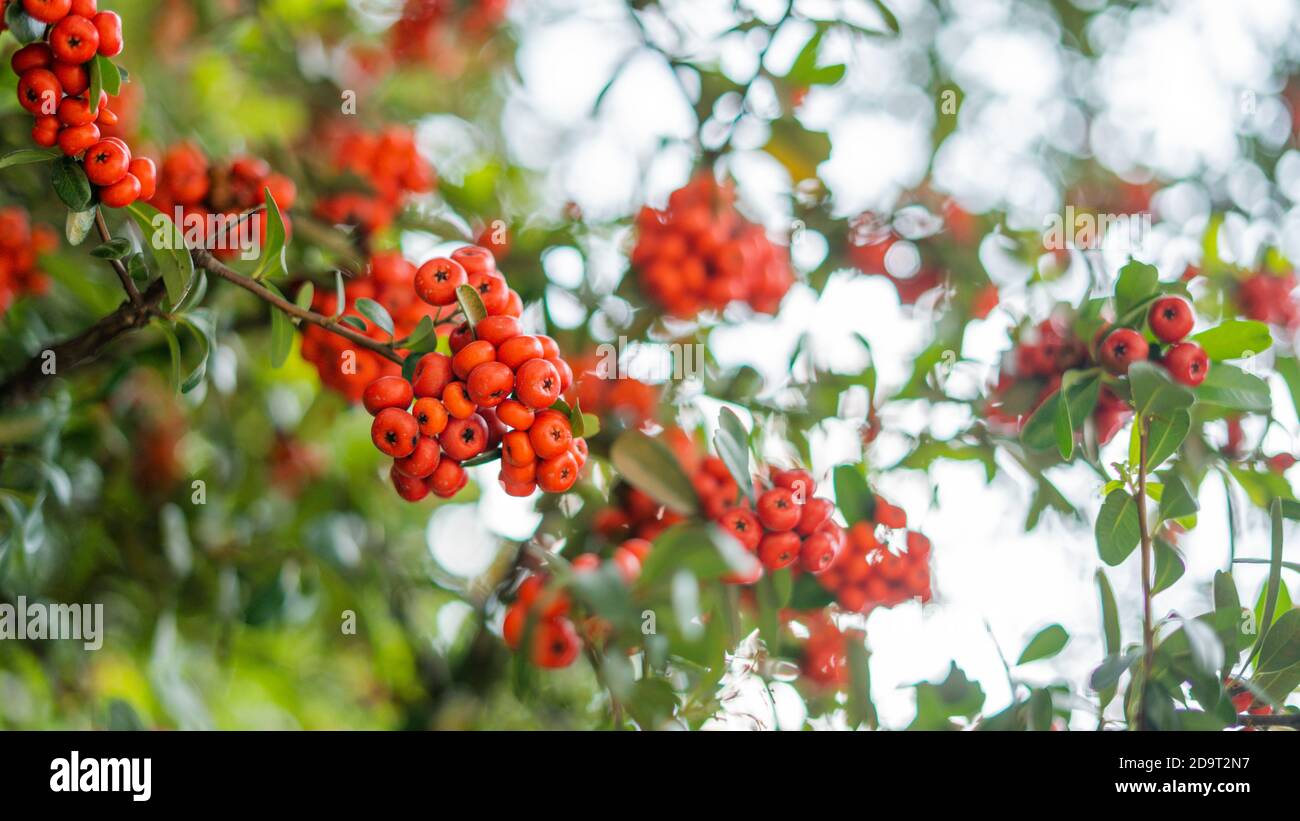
[1098,328,1149,375]
[17,69,62,116]
[439,414,489,462]
[361,379,410,415]
[428,458,467,498]
[799,531,838,573]
[23,0,72,24]
[50,14,100,64]
[1163,341,1209,387]
[11,44,53,74]
[758,531,801,570]
[796,497,834,536]
[70,0,96,15]
[129,157,157,200]
[83,138,130,186]
[537,450,579,493]
[467,270,509,314]
[528,410,573,459]
[52,60,89,95]
[91,10,123,57]
[412,397,449,437]
[57,122,100,156]
[497,335,544,371]
[466,361,514,407]
[717,507,762,551]
[390,464,431,502]
[98,171,140,208]
[612,547,641,584]
[394,435,441,479]
[515,358,562,409]
[772,468,816,501]
[413,257,467,307]
[1148,296,1194,343]
[756,487,800,531]
[371,408,419,458]
[410,353,453,399]
[531,618,580,668]
[495,398,535,430]
[452,339,495,380]
[475,315,521,348]
[451,244,496,276]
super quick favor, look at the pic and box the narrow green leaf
[1144,409,1190,471]
[354,298,394,338]
[845,639,877,729]
[1129,361,1194,420]
[266,281,294,368]
[833,464,875,526]
[610,431,700,516]
[0,148,61,171]
[126,202,194,308]
[65,208,96,246]
[1157,471,1198,522]
[1196,364,1271,414]
[251,188,288,281]
[52,157,93,211]
[455,283,488,334]
[1191,320,1272,361]
[294,282,315,311]
[1016,624,1069,665]
[713,407,755,505]
[1114,259,1160,316]
[1250,500,1286,665]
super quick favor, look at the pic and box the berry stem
[1135,416,1155,730]
[95,207,142,305]
[192,248,404,365]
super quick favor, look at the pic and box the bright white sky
[411,0,1300,728]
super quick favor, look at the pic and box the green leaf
[1250,500,1286,666]
[455,283,488,335]
[1152,537,1185,594]
[1252,609,1300,702]
[1144,409,1190,471]
[907,663,985,730]
[610,431,700,516]
[294,282,315,312]
[833,464,875,526]
[0,148,61,171]
[177,317,211,394]
[156,321,182,391]
[1097,570,1120,655]
[398,314,434,350]
[867,0,900,33]
[1190,320,1272,361]
[90,238,133,260]
[4,3,45,43]
[635,523,752,589]
[788,574,837,609]
[266,281,294,368]
[1195,364,1271,414]
[248,188,288,281]
[1114,259,1160,317]
[845,639,877,729]
[126,202,194,308]
[65,208,96,246]
[52,157,93,211]
[1274,356,1300,422]
[713,407,755,505]
[95,55,121,98]
[1182,618,1225,679]
[1021,371,1100,452]
[1128,361,1194,420]
[1157,471,1198,522]
[333,270,347,318]
[1016,624,1069,665]
[340,315,367,332]
[354,298,394,338]
[89,57,104,114]
[1090,650,1140,691]
[1096,489,1141,566]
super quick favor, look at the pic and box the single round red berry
[92,11,123,57]
[362,375,414,416]
[413,257,467,307]
[394,435,441,479]
[799,531,838,573]
[528,410,573,459]
[756,487,800,532]
[428,458,467,498]
[515,358,561,410]
[1148,296,1194,343]
[11,44,53,74]
[717,508,762,551]
[50,14,100,64]
[83,138,130,186]
[439,414,489,462]
[758,530,801,570]
[98,172,140,208]
[410,352,453,399]
[17,69,62,116]
[537,450,579,493]
[1098,328,1149,376]
[23,0,73,25]
[371,408,419,458]
[1163,341,1209,387]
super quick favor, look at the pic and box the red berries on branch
[1096,295,1208,387]
[389,0,508,66]
[10,1,152,209]
[716,469,846,584]
[1236,271,1298,332]
[0,207,56,316]
[147,144,297,258]
[300,251,453,402]
[313,124,435,236]
[818,504,932,614]
[631,175,793,319]
[360,245,586,502]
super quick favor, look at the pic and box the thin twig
[96,208,142,305]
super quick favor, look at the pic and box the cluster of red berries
[1226,677,1274,718]
[714,468,846,584]
[570,351,661,430]
[300,251,452,402]
[1096,295,1208,387]
[985,315,1131,445]
[786,610,857,688]
[0,207,55,315]
[502,539,651,669]
[146,144,297,258]
[11,0,155,208]
[631,175,793,319]
[361,245,586,501]
[845,216,945,306]
[313,125,435,235]
[818,503,932,613]
[1237,271,1298,332]
[389,0,507,65]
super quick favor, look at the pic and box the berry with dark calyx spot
[371,407,419,458]
[1098,328,1149,376]
[1163,341,1209,387]
[1148,296,1194,343]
